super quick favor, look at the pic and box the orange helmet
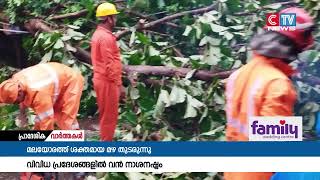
[0,79,19,104]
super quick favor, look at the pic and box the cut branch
[173,47,184,58]
[125,10,179,28]
[24,19,53,34]
[49,9,89,20]
[48,0,124,21]
[145,30,171,37]
[116,3,218,40]
[144,3,216,28]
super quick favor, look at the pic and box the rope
[0,28,30,34]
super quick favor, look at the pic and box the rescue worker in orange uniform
[224,7,315,180]
[91,2,123,141]
[0,62,84,130]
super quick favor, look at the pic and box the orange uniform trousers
[94,78,120,141]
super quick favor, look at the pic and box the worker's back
[13,62,82,107]
[224,55,296,180]
[225,55,296,141]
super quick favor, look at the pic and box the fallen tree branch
[71,47,234,81]
[123,65,234,81]
[173,47,184,58]
[116,3,218,40]
[24,19,53,33]
[24,18,234,81]
[145,30,171,37]
[160,43,184,52]
[49,0,126,20]
[125,10,179,29]
[144,3,217,28]
[49,9,88,20]
[48,6,179,29]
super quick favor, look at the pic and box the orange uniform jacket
[224,55,297,180]
[13,62,84,130]
[91,25,122,85]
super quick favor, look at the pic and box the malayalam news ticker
[3,156,320,172]
[0,141,319,172]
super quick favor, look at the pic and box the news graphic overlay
[0,130,84,141]
[249,116,302,141]
[0,142,319,172]
[266,13,296,31]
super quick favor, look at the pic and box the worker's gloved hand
[15,112,28,128]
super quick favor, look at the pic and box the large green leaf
[149,46,160,56]
[136,32,151,45]
[153,90,170,119]
[200,126,225,136]
[210,23,229,33]
[183,25,193,36]
[53,39,64,49]
[129,87,140,100]
[125,172,155,180]
[184,95,205,118]
[67,29,85,40]
[41,50,53,63]
[157,0,165,8]
[169,85,187,105]
[129,29,136,47]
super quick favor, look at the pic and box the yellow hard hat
[96,2,119,17]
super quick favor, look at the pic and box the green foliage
[293,50,320,139]
[298,0,320,19]
[0,104,18,130]
[0,66,19,130]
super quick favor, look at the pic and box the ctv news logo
[266,13,296,31]
[249,116,302,141]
